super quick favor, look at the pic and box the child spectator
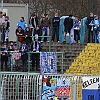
[8,41,15,68]
[1,43,8,71]
[16,26,24,49]
[73,15,81,43]
[13,46,21,71]
[24,27,32,50]
[20,41,28,72]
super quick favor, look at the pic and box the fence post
[48,36,51,52]
[16,36,18,46]
[16,75,18,96]
[73,76,77,100]
[0,73,2,100]
[61,52,64,74]
[28,52,31,72]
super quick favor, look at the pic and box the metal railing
[0,51,64,73]
[16,36,51,52]
[0,72,75,100]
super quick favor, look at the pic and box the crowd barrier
[0,51,64,73]
[0,72,75,100]
[0,72,99,100]
[16,36,51,52]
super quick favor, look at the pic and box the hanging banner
[82,77,100,100]
[42,76,56,100]
[56,78,70,99]
[42,77,70,100]
[40,52,57,74]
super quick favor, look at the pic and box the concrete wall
[0,3,33,41]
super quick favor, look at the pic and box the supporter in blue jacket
[16,17,27,31]
[52,13,60,42]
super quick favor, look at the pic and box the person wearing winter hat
[89,14,100,43]
[73,15,81,43]
[31,34,41,71]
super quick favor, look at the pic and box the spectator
[0,11,5,43]
[16,26,24,49]
[13,46,21,71]
[24,27,32,50]
[31,13,38,36]
[41,14,51,42]
[52,12,60,42]
[4,16,10,44]
[16,17,27,31]
[1,43,8,71]
[8,41,15,68]
[86,13,94,43]
[31,34,41,71]
[73,15,81,43]
[89,15,100,43]
[20,41,28,72]
[34,25,41,41]
[64,14,73,42]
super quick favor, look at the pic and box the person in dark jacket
[64,14,73,33]
[31,34,41,71]
[24,27,32,50]
[20,41,28,72]
[16,26,24,49]
[31,13,38,36]
[1,43,8,70]
[64,14,73,42]
[40,14,51,42]
[4,16,10,44]
[34,25,41,41]
[52,12,60,42]
[86,12,94,43]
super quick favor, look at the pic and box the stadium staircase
[65,43,100,75]
[41,42,87,73]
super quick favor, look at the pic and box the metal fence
[0,72,75,100]
[0,51,64,73]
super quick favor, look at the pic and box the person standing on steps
[52,12,60,42]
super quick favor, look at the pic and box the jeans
[41,27,49,41]
[22,60,27,71]
[5,29,9,44]
[18,41,22,49]
[52,27,59,41]
[87,28,93,43]
[93,30,98,43]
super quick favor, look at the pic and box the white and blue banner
[40,52,57,74]
[82,77,100,100]
[70,27,74,44]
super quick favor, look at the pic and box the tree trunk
[88,0,97,14]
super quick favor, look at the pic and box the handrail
[0,51,64,74]
[16,36,51,52]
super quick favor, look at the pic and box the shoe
[57,41,60,43]
[41,41,43,43]
[78,40,80,43]
[47,41,49,42]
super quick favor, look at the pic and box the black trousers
[1,60,8,70]
[74,29,80,41]
[32,53,40,70]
